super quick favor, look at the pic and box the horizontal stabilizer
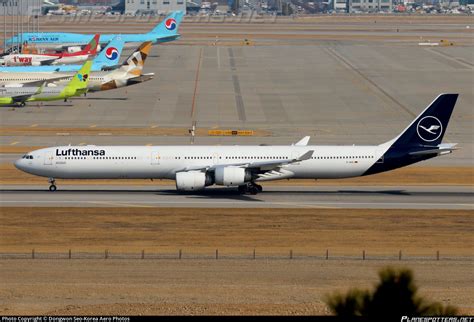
[127,73,155,85]
[40,58,58,66]
[409,143,458,156]
[101,64,120,71]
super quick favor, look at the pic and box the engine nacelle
[175,171,212,191]
[214,166,251,186]
[67,46,82,54]
[31,61,41,66]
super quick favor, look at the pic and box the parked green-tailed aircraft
[0,60,92,107]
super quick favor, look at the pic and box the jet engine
[214,166,251,186]
[175,171,212,191]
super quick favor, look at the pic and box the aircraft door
[375,147,385,164]
[213,153,219,165]
[151,151,160,165]
[44,152,53,165]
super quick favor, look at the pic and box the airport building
[332,0,392,12]
[349,0,392,12]
[125,0,186,15]
[0,0,43,16]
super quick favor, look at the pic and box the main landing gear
[48,178,57,192]
[238,182,263,195]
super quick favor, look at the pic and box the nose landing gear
[238,182,263,195]
[48,178,57,192]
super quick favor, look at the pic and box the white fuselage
[14,145,386,181]
[0,70,126,92]
[2,54,90,66]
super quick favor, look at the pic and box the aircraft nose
[14,158,25,171]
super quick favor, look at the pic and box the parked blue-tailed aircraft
[0,36,125,73]
[5,11,183,51]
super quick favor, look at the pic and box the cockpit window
[22,155,33,159]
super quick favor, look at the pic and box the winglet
[294,136,310,146]
[34,82,46,95]
[296,150,314,161]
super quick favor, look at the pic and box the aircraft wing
[10,94,34,103]
[10,82,45,103]
[12,76,69,87]
[244,150,313,171]
[179,150,314,173]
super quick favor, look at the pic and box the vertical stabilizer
[65,60,92,93]
[387,94,458,148]
[149,11,184,35]
[92,36,125,68]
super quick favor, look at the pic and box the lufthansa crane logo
[417,116,443,142]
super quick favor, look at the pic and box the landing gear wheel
[238,183,262,195]
[249,185,259,195]
[48,178,56,191]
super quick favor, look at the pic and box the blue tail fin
[92,36,125,68]
[390,94,458,148]
[148,11,184,35]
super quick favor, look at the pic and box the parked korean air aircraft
[1,35,100,67]
[0,36,124,73]
[14,94,458,193]
[5,11,183,51]
[0,42,152,92]
[0,61,92,107]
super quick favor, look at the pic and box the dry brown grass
[1,207,472,257]
[1,207,472,315]
[0,127,270,137]
[1,259,472,316]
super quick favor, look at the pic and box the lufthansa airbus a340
[14,94,458,194]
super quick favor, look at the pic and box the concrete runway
[1,185,472,209]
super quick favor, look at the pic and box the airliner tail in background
[149,11,184,35]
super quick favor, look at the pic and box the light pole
[20,0,23,52]
[16,0,19,52]
[3,1,6,54]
